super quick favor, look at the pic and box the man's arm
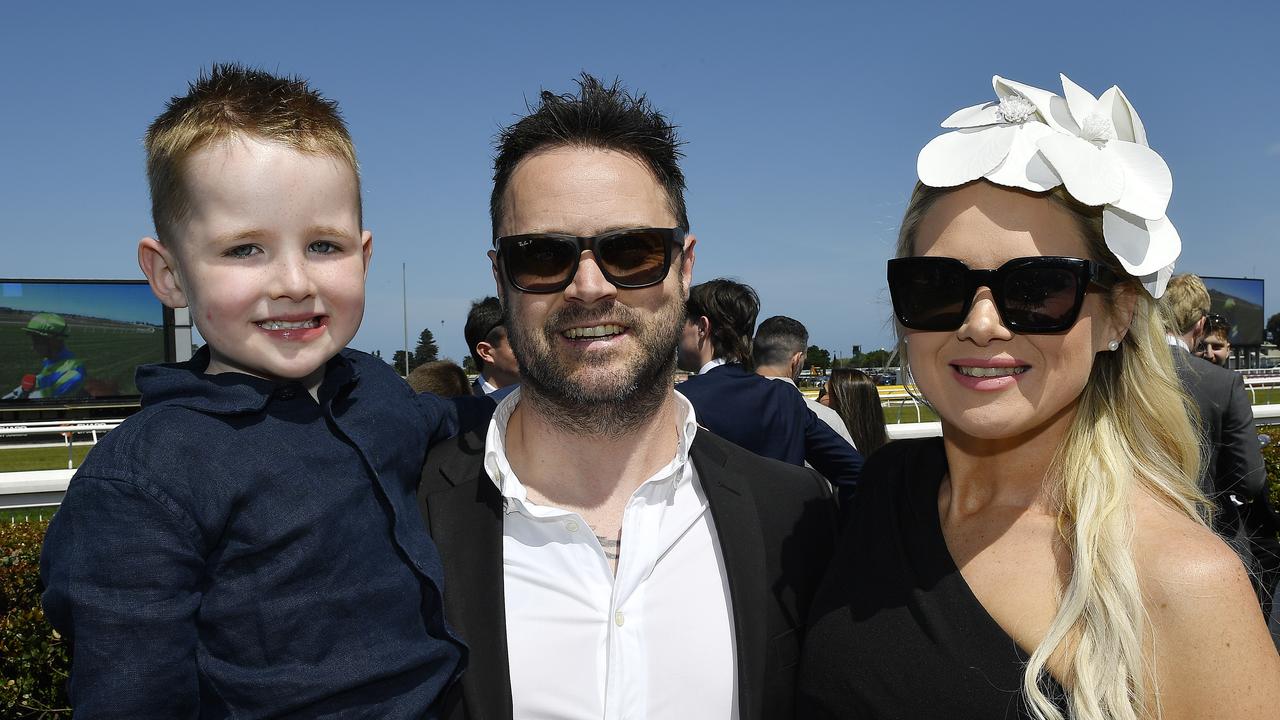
[1218,372,1266,499]
[800,404,864,505]
[40,477,204,718]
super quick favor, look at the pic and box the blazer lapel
[693,431,768,720]
[424,431,513,720]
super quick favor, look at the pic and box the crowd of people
[37,63,1280,719]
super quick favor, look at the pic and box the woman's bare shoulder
[1130,492,1279,718]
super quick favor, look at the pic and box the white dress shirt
[696,358,727,375]
[484,389,739,720]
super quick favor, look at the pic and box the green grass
[0,445,94,472]
[1248,387,1280,405]
[0,505,58,523]
[0,321,164,397]
[883,403,940,424]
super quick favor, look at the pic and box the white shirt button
[614,611,625,627]
[565,520,580,533]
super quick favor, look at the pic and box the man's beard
[504,292,684,439]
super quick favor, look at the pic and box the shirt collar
[136,345,358,415]
[697,358,726,375]
[480,375,501,395]
[1166,333,1190,351]
[484,388,700,508]
[767,375,798,388]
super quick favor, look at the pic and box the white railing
[4,401,1280,510]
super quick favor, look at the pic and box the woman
[798,74,1279,719]
[821,367,888,456]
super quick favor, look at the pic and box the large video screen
[1,279,172,404]
[1200,276,1265,347]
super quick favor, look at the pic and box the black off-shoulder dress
[797,437,1068,719]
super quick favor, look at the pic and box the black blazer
[1170,348,1270,530]
[419,427,839,720]
[676,363,863,501]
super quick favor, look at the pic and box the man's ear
[680,234,697,292]
[488,249,505,305]
[475,341,496,366]
[138,236,188,309]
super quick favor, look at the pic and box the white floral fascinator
[916,74,1179,297]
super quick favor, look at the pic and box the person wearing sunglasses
[418,74,838,720]
[799,74,1279,719]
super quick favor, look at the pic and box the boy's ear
[360,230,373,275]
[138,236,188,309]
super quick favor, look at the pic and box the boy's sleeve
[41,476,204,718]
[415,392,497,442]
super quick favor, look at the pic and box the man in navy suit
[676,279,862,500]
[464,296,519,400]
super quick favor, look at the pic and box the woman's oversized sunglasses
[495,227,687,294]
[887,256,1117,333]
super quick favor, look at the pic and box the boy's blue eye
[225,245,260,258]
[309,240,340,254]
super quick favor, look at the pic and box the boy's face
[141,136,371,386]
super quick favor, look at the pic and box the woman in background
[822,368,888,456]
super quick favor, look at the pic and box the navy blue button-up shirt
[41,348,467,718]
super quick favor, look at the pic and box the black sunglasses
[495,227,687,294]
[887,255,1117,333]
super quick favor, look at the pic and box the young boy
[40,65,467,717]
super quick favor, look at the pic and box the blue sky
[0,281,161,325]
[3,1,1276,363]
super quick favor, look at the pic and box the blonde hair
[1158,274,1211,337]
[896,181,1208,720]
[145,63,361,243]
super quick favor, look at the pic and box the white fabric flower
[917,76,1066,192]
[1034,75,1179,289]
[917,73,1182,298]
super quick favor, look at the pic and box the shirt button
[614,611,625,627]
[565,520,580,533]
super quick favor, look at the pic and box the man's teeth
[257,319,320,330]
[955,365,1028,378]
[564,324,624,339]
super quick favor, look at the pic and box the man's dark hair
[490,73,688,238]
[464,297,505,370]
[687,279,759,366]
[752,316,809,368]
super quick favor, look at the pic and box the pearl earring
[1107,339,1120,351]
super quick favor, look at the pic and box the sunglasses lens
[1002,266,1081,330]
[889,259,968,330]
[597,229,671,287]
[505,236,578,292]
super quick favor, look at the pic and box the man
[419,75,838,720]
[1161,273,1279,627]
[752,315,856,448]
[463,296,520,398]
[22,313,86,398]
[676,279,862,500]
[1195,313,1233,367]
